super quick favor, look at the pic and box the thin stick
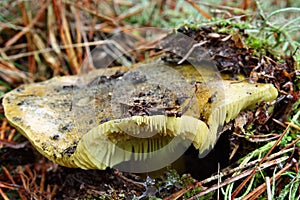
[7,127,16,142]
[0,119,7,148]
[195,1,247,14]
[0,181,21,190]
[39,163,46,194]
[186,0,212,19]
[266,177,272,200]
[243,160,296,200]
[0,188,9,200]
[73,2,83,64]
[201,148,292,185]
[165,148,293,200]
[163,184,194,200]
[53,0,80,74]
[177,41,207,64]
[285,122,300,131]
[5,0,51,47]
[47,3,61,54]
[64,0,118,25]
[186,157,287,199]
[1,40,127,61]
[166,156,288,200]
[282,137,300,150]
[113,170,145,190]
[18,1,36,73]
[2,166,15,184]
[231,124,291,198]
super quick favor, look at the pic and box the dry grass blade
[4,0,51,48]
[2,166,15,185]
[201,148,294,185]
[0,188,9,200]
[39,166,46,194]
[64,0,118,25]
[195,1,247,14]
[53,0,80,74]
[186,0,212,19]
[32,33,62,75]
[2,166,27,199]
[7,128,15,142]
[0,65,32,84]
[238,0,256,10]
[117,3,145,21]
[0,140,28,149]
[71,3,83,64]
[79,27,94,73]
[0,119,7,148]
[0,51,19,70]
[114,170,145,190]
[18,1,36,73]
[186,157,289,199]
[47,4,61,55]
[0,181,21,190]
[1,40,120,61]
[285,122,300,131]
[231,124,291,198]
[163,185,194,200]
[243,159,296,200]
[266,176,272,200]
[282,137,300,150]
[164,149,292,200]
[17,166,29,193]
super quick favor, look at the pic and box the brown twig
[50,184,58,199]
[18,1,36,73]
[53,0,80,74]
[2,166,15,185]
[195,1,248,15]
[32,33,62,75]
[285,122,300,131]
[164,153,290,200]
[0,188,9,200]
[4,0,51,47]
[163,184,194,200]
[243,159,296,200]
[7,128,16,142]
[17,166,29,194]
[0,119,7,148]
[47,3,61,55]
[177,41,208,64]
[231,123,291,198]
[186,157,288,199]
[72,2,83,64]
[0,140,28,149]
[202,148,293,185]
[186,0,212,19]
[64,0,119,26]
[0,181,21,190]
[2,166,26,199]
[113,170,145,190]
[117,4,145,21]
[0,40,120,60]
[282,137,300,151]
[39,164,46,195]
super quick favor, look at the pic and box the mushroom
[3,61,278,172]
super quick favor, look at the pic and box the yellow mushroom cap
[3,62,278,172]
